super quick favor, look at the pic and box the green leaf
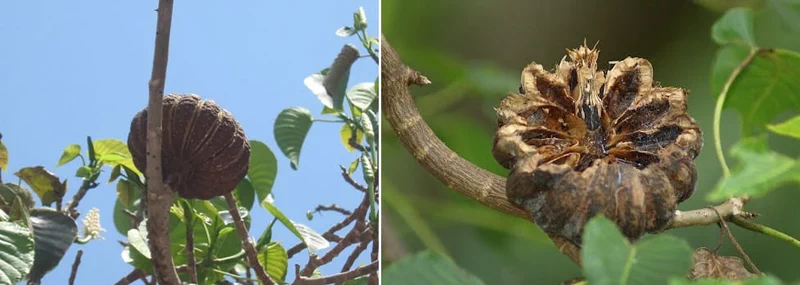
[260,200,306,247]
[768,115,800,139]
[14,166,66,206]
[383,251,485,285]
[336,26,357,37]
[348,157,360,175]
[107,165,122,183]
[247,140,278,204]
[27,208,78,282]
[56,144,81,167]
[708,137,800,201]
[323,46,358,111]
[274,107,313,170]
[712,8,757,46]
[0,140,7,171]
[75,166,92,178]
[711,47,800,135]
[117,179,138,208]
[0,221,35,285]
[669,275,783,285]
[257,242,288,282]
[581,216,693,285]
[305,73,336,109]
[361,112,375,144]
[0,183,35,217]
[91,139,142,176]
[340,124,364,152]
[347,82,377,111]
[128,227,151,259]
[235,178,255,211]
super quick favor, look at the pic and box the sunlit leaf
[712,8,757,46]
[353,6,368,30]
[383,251,485,285]
[248,140,278,203]
[348,157,360,175]
[92,139,142,176]
[711,47,800,135]
[257,242,288,282]
[56,144,81,167]
[340,124,364,152]
[274,107,313,170]
[128,227,151,259]
[336,26,357,37]
[260,200,305,247]
[107,165,122,183]
[0,220,35,285]
[14,166,66,206]
[27,209,78,282]
[0,140,7,171]
[708,137,800,201]
[767,115,800,139]
[305,73,334,109]
[293,222,330,253]
[582,216,692,285]
[347,82,377,111]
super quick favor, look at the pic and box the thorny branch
[145,0,179,284]
[380,34,800,265]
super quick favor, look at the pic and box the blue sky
[0,1,378,283]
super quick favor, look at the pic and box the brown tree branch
[64,180,99,219]
[224,192,276,285]
[185,215,198,284]
[315,203,353,216]
[145,0,179,284]
[287,195,369,259]
[294,261,378,285]
[114,266,187,285]
[68,250,83,285]
[340,165,368,192]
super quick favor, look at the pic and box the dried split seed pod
[128,94,251,200]
[493,44,702,246]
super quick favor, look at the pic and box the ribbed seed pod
[493,44,702,245]
[128,94,251,200]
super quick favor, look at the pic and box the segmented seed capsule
[128,94,251,200]
[493,44,702,245]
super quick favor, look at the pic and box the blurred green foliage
[382,0,800,283]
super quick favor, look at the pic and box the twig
[287,195,369,258]
[114,266,188,285]
[731,215,800,248]
[145,1,179,284]
[340,165,368,192]
[185,216,197,284]
[712,48,764,176]
[711,208,762,275]
[299,220,367,277]
[315,204,353,216]
[68,250,83,285]
[63,180,99,219]
[295,261,378,285]
[224,192,276,285]
[342,239,371,272]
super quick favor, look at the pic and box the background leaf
[257,242,288,282]
[0,221,35,285]
[382,250,485,285]
[56,144,81,167]
[767,115,800,139]
[712,8,757,46]
[708,137,800,201]
[711,47,800,135]
[274,107,313,170]
[27,208,78,282]
[261,200,305,246]
[669,275,783,285]
[247,140,278,204]
[0,184,35,217]
[582,216,693,285]
[14,166,66,206]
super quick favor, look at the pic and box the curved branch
[145,0,179,284]
[381,35,581,264]
[224,192,276,285]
